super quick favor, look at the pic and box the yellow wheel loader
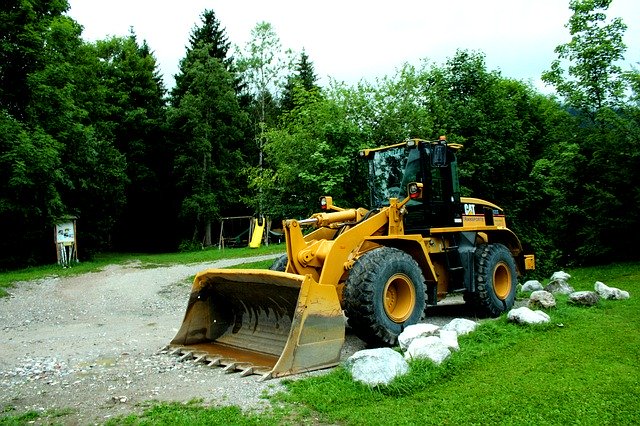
[165,137,535,379]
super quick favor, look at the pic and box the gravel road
[0,255,475,425]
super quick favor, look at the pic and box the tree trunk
[204,221,212,247]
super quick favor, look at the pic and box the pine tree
[281,50,319,113]
[171,9,241,105]
[94,33,171,251]
[169,10,249,246]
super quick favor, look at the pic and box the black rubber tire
[269,254,288,272]
[343,247,426,346]
[471,243,517,317]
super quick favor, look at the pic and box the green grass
[280,302,639,425]
[0,244,284,297]
[104,402,277,426]
[0,406,76,425]
[2,260,638,425]
[274,262,640,425]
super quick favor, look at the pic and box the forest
[1,0,639,274]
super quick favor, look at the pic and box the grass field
[1,255,638,425]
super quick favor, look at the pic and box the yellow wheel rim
[383,274,416,323]
[493,262,512,300]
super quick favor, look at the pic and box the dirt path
[0,255,473,425]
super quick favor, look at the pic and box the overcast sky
[67,0,640,93]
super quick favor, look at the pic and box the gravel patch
[0,255,476,424]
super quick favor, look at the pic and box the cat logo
[464,203,476,215]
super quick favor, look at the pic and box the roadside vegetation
[2,260,637,425]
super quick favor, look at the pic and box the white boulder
[404,336,451,365]
[507,306,551,325]
[344,348,408,386]
[441,318,478,336]
[398,323,440,352]
[594,281,630,300]
[438,329,460,352]
[544,271,574,295]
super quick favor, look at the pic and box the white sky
[67,0,640,93]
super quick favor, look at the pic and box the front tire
[343,247,426,346]
[472,243,517,317]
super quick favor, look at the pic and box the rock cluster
[345,318,477,386]
[345,272,631,386]
[518,272,631,315]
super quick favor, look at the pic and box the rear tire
[471,243,517,317]
[343,247,426,346]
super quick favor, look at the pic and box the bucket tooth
[205,356,222,366]
[240,366,255,377]
[169,346,183,356]
[226,362,253,374]
[222,362,239,373]
[178,351,194,362]
[157,345,169,354]
[193,354,207,363]
[259,372,273,382]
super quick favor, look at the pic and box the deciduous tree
[542,0,627,113]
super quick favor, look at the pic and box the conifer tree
[171,9,241,105]
[169,10,249,246]
[281,50,319,113]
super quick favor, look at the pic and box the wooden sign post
[54,216,78,267]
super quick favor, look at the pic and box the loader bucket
[167,269,345,379]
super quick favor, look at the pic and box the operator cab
[359,137,463,232]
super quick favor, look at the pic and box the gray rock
[441,318,478,336]
[529,290,556,309]
[344,348,408,386]
[404,336,451,365]
[398,323,440,352]
[594,281,630,300]
[507,306,551,325]
[522,280,543,292]
[544,280,574,295]
[544,271,574,294]
[568,291,600,306]
[550,271,571,282]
